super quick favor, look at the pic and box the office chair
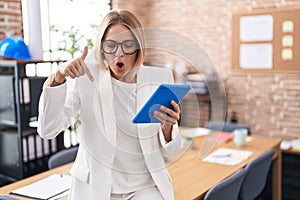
[0,196,18,200]
[204,168,247,200]
[204,121,251,135]
[238,149,275,200]
[48,146,79,169]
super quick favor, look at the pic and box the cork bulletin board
[232,6,300,73]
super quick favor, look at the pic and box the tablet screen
[132,84,191,123]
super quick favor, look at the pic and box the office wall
[1,0,300,139]
[0,0,23,41]
[113,0,300,139]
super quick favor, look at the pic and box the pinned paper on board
[240,15,274,42]
[239,44,273,69]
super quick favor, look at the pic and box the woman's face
[102,24,138,82]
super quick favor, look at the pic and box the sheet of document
[202,148,253,166]
[240,43,273,69]
[11,174,72,200]
[240,15,273,42]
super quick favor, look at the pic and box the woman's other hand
[154,100,180,142]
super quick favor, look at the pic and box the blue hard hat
[0,36,32,60]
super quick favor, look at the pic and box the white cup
[233,128,248,146]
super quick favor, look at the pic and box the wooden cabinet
[262,150,300,200]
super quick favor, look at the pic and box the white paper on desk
[11,174,72,200]
[202,148,253,166]
[180,127,211,138]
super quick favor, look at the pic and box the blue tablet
[132,84,191,123]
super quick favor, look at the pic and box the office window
[40,0,111,60]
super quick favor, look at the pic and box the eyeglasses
[101,40,138,55]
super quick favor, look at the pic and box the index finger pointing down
[82,62,94,81]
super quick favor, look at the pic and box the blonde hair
[94,9,145,71]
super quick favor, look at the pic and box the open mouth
[116,62,124,68]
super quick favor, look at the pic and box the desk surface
[169,135,281,200]
[0,134,281,200]
[0,163,72,200]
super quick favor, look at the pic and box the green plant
[61,26,83,58]
[71,112,81,133]
[50,25,94,58]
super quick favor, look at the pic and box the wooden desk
[0,135,281,200]
[0,163,72,200]
[169,135,281,200]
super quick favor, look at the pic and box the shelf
[0,60,67,183]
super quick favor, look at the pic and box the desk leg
[272,145,282,200]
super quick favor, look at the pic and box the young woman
[38,9,181,200]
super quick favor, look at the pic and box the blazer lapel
[94,69,116,146]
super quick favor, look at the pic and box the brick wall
[113,0,300,139]
[0,0,23,41]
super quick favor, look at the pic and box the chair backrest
[204,168,247,200]
[204,121,251,135]
[238,149,275,200]
[48,146,79,169]
[0,196,18,200]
